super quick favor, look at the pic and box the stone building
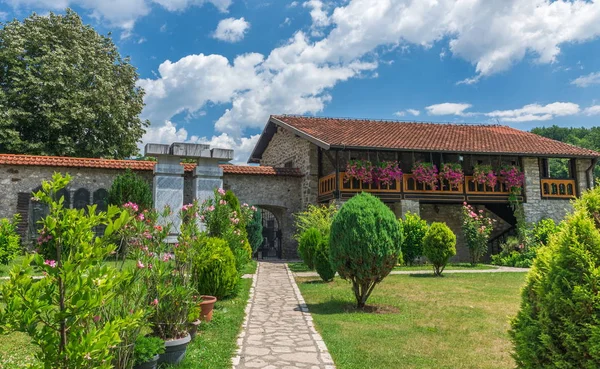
[249,115,600,261]
[1,115,599,261]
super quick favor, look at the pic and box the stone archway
[256,206,282,258]
[223,174,302,259]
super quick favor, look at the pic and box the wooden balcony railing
[464,176,511,195]
[318,172,575,201]
[402,174,463,194]
[541,178,576,198]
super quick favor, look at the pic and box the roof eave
[327,145,600,159]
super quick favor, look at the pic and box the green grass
[242,260,257,275]
[393,263,496,271]
[297,272,527,369]
[288,262,497,273]
[177,278,252,369]
[0,332,39,368]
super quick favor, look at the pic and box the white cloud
[486,102,580,122]
[160,23,167,32]
[281,17,291,27]
[583,105,600,116]
[4,0,231,32]
[571,72,600,87]
[288,1,298,7]
[426,103,473,116]
[303,0,329,36]
[213,17,251,43]
[394,109,420,117]
[141,120,189,145]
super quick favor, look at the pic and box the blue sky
[1,0,600,162]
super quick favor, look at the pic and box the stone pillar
[193,148,234,230]
[522,157,542,223]
[576,158,593,194]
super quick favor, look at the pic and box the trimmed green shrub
[134,335,164,366]
[108,169,152,210]
[532,218,559,246]
[224,190,242,219]
[400,212,428,265]
[298,228,321,270]
[246,208,263,253]
[193,237,238,299]
[314,238,335,282]
[329,193,403,308]
[422,222,456,276]
[510,210,600,368]
[0,214,21,265]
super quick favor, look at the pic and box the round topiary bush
[400,212,428,265]
[314,238,335,282]
[510,207,600,368]
[193,237,238,299]
[298,228,321,270]
[422,222,456,276]
[329,193,403,308]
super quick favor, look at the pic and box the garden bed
[296,272,526,369]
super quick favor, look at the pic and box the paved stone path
[233,261,335,369]
[293,265,529,278]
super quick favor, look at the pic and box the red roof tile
[0,154,302,177]
[270,115,600,158]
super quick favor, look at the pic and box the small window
[284,160,293,168]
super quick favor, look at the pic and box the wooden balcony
[318,172,527,203]
[541,178,576,199]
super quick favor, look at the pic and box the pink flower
[93,315,100,323]
[148,263,153,270]
[162,253,174,262]
[251,206,257,211]
[219,199,227,205]
[123,202,139,212]
[200,215,206,221]
[44,260,57,268]
[218,188,226,196]
[151,298,159,306]
[208,205,215,212]
[137,213,145,221]
[136,260,145,269]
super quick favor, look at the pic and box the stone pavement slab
[233,262,335,369]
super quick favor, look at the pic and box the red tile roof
[0,154,303,177]
[269,115,600,158]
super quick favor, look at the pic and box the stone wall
[260,126,318,210]
[522,157,573,223]
[576,158,594,194]
[223,173,303,259]
[0,164,303,258]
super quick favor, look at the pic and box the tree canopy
[0,9,148,158]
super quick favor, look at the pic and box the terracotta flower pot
[199,295,217,322]
[189,319,201,340]
[158,333,191,365]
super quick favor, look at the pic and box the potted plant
[130,205,198,366]
[439,163,464,189]
[473,164,497,188]
[188,300,201,340]
[133,335,165,369]
[372,160,403,186]
[412,162,439,190]
[499,165,525,192]
[344,159,374,184]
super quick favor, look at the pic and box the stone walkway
[233,261,335,369]
[293,265,530,278]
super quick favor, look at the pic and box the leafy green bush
[532,218,559,246]
[298,228,321,270]
[108,169,152,210]
[422,222,456,276]
[461,203,493,264]
[193,237,238,299]
[314,238,335,282]
[510,209,600,368]
[294,203,337,240]
[0,214,21,265]
[133,335,164,365]
[246,208,263,253]
[400,212,428,265]
[0,173,144,368]
[330,193,403,308]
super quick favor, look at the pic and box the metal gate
[259,209,282,259]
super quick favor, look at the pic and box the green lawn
[288,262,496,273]
[297,272,527,369]
[176,278,251,369]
